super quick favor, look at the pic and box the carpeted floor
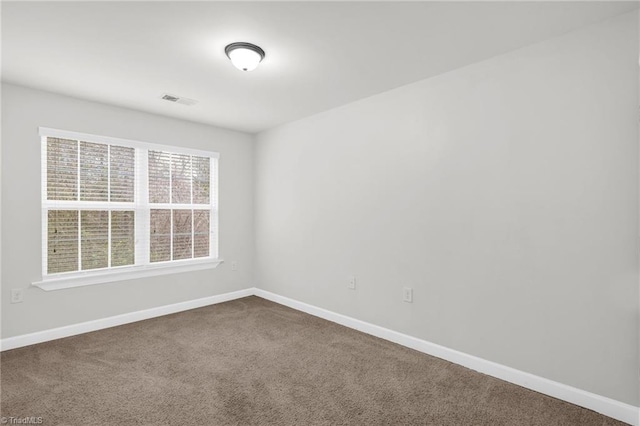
[0,296,626,425]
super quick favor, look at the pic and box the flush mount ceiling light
[225,42,265,72]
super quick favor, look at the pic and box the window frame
[34,127,222,291]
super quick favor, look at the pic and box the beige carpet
[0,296,626,425]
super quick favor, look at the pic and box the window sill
[32,259,224,291]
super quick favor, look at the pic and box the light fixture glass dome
[225,42,265,72]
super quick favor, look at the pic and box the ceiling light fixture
[225,42,265,72]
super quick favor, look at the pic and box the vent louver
[161,94,180,102]
[160,94,198,106]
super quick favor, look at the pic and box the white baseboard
[254,288,639,426]
[0,288,254,352]
[2,286,637,425]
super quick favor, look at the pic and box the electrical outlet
[231,261,238,271]
[11,288,24,304]
[403,287,413,303]
[347,275,356,290]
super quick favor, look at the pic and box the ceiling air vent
[161,94,179,102]
[160,93,198,106]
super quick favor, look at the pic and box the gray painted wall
[254,12,639,405]
[1,83,255,338]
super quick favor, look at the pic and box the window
[37,128,220,290]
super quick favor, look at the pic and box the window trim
[32,258,224,291]
[35,127,222,291]
[39,127,221,159]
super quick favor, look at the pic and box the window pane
[81,210,108,270]
[171,154,191,204]
[110,145,135,202]
[47,138,78,201]
[150,209,171,262]
[111,211,135,267]
[47,210,79,274]
[80,142,108,201]
[173,209,192,260]
[192,156,210,204]
[149,151,170,203]
[194,210,209,258]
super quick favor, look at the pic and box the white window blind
[41,128,219,284]
[147,150,215,263]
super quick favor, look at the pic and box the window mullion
[42,201,134,210]
[135,148,150,266]
[107,145,111,202]
[170,208,174,261]
[146,203,208,209]
[77,210,82,271]
[77,140,82,271]
[191,209,195,259]
[108,211,112,268]
[211,157,217,259]
[107,145,111,268]
[76,140,80,202]
[169,153,173,204]
[190,155,194,259]
[42,208,48,277]
[41,138,48,277]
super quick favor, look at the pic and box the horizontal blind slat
[171,153,192,204]
[81,210,108,270]
[111,211,135,267]
[149,151,171,204]
[172,209,192,260]
[47,138,78,201]
[110,145,135,202]
[194,210,209,258]
[47,210,79,274]
[192,155,210,205]
[150,209,171,263]
[80,142,108,202]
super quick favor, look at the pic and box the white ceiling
[2,1,638,134]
